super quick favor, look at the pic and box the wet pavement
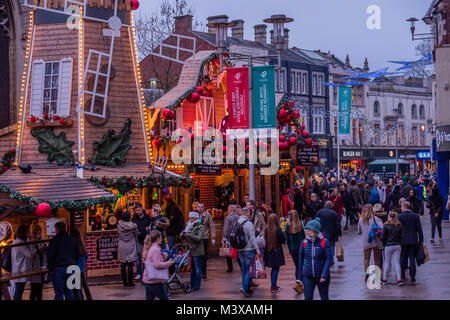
[24,214,450,300]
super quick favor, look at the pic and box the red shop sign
[226,67,249,129]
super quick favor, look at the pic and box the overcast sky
[138,0,432,70]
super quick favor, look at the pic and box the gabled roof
[424,0,440,22]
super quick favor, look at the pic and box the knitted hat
[30,221,42,234]
[305,218,321,234]
[188,211,199,219]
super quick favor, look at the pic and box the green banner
[252,66,276,129]
[338,86,352,137]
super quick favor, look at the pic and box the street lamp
[263,14,294,67]
[393,108,400,174]
[406,16,438,42]
[206,16,235,71]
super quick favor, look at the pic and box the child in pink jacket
[142,230,174,300]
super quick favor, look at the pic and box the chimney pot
[206,15,229,34]
[254,24,267,43]
[283,28,289,49]
[231,19,245,39]
[174,15,193,35]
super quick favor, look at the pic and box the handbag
[219,243,231,257]
[293,282,304,294]
[373,220,384,250]
[423,244,430,263]
[143,259,169,283]
[336,237,344,262]
[230,248,238,259]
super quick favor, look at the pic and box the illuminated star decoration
[388,53,433,71]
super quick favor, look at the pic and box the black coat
[294,191,304,216]
[398,211,424,245]
[382,224,403,246]
[264,227,286,268]
[305,201,322,219]
[317,208,342,242]
[132,213,152,245]
[166,204,185,236]
[46,232,79,271]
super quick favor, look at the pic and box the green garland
[0,184,117,210]
[88,174,194,195]
[0,149,15,175]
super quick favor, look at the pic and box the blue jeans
[51,267,73,300]
[136,252,142,276]
[330,241,336,261]
[13,282,26,300]
[238,250,256,292]
[271,267,280,289]
[167,235,176,250]
[190,256,202,289]
[302,276,330,300]
[144,283,169,300]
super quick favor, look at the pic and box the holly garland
[0,184,117,210]
[0,149,15,175]
[88,175,194,195]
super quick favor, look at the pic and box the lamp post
[407,16,438,42]
[393,108,400,174]
[263,14,294,68]
[206,16,235,72]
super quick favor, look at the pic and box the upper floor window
[317,74,324,96]
[419,105,425,119]
[312,111,324,134]
[301,73,308,94]
[374,101,380,116]
[397,103,403,117]
[30,58,73,118]
[333,86,338,105]
[411,104,417,119]
[276,68,287,93]
[312,74,317,95]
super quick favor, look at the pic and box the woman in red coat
[328,188,344,220]
[281,189,293,218]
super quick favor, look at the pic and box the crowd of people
[6,167,450,301]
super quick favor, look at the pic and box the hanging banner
[252,66,276,129]
[338,86,352,138]
[227,67,249,129]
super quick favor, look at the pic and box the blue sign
[417,150,431,160]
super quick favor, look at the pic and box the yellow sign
[318,139,328,148]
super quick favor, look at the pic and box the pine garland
[0,184,117,210]
[0,149,15,175]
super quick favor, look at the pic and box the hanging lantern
[301,131,309,139]
[130,0,139,10]
[35,203,51,218]
[288,136,297,145]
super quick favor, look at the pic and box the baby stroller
[166,243,192,294]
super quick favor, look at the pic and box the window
[374,101,380,116]
[317,74,324,96]
[299,108,308,131]
[312,74,317,95]
[352,119,357,144]
[397,103,403,117]
[30,58,73,118]
[374,123,380,145]
[290,70,306,94]
[412,104,417,119]
[333,87,338,105]
[276,68,287,92]
[334,117,338,143]
[301,73,308,94]
[420,125,426,145]
[359,120,363,144]
[312,111,324,134]
[419,105,425,119]
[290,72,295,93]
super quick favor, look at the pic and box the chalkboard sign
[195,164,223,176]
[74,210,84,224]
[96,236,119,261]
[297,146,320,167]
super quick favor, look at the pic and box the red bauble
[35,203,51,218]
[293,110,300,119]
[189,92,200,103]
[152,139,162,148]
[196,86,204,95]
[279,135,286,143]
[283,142,289,150]
[43,112,49,120]
[223,146,227,153]
[302,131,309,139]
[300,124,306,132]
[287,114,291,121]
[245,145,249,153]
[162,109,170,119]
[130,0,139,10]
[30,116,37,122]
[278,109,288,121]
[288,136,297,145]
[305,138,313,146]
[278,142,284,150]
[59,118,65,125]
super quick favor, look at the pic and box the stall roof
[0,167,116,208]
[368,159,410,165]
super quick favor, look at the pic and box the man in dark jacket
[399,201,424,284]
[340,184,354,229]
[131,203,151,280]
[46,222,79,300]
[165,197,185,249]
[305,193,322,220]
[317,201,342,264]
[293,187,304,219]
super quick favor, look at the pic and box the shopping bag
[336,238,344,262]
[254,254,265,279]
[219,244,231,257]
[230,248,238,259]
[293,282,304,294]
[423,244,430,263]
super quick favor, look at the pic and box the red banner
[226,67,249,129]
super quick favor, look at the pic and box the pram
[166,243,192,294]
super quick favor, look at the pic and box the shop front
[435,125,450,220]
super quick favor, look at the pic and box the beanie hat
[188,211,199,219]
[305,218,321,234]
[30,221,42,234]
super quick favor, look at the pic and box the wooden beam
[0,199,28,207]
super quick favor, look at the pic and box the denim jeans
[167,235,176,250]
[201,239,209,277]
[144,283,169,300]
[13,282,26,300]
[329,241,336,261]
[190,256,202,289]
[136,252,142,276]
[271,267,280,289]
[238,250,256,292]
[302,276,330,300]
[51,267,73,300]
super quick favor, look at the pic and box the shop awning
[215,174,234,187]
[0,167,116,209]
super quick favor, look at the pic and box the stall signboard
[46,218,64,237]
[227,67,249,129]
[96,236,119,261]
[338,86,352,138]
[74,210,84,224]
[436,125,450,152]
[416,150,431,160]
[252,66,276,129]
[297,146,320,167]
[195,164,223,176]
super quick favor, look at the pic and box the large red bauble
[300,124,306,132]
[279,135,286,143]
[288,136,297,145]
[152,139,162,148]
[293,110,300,119]
[278,109,288,121]
[35,203,51,218]
[278,142,284,150]
[283,142,289,150]
[305,138,313,146]
[162,109,172,120]
[189,92,200,103]
[302,131,309,139]
[130,0,139,10]
[196,86,204,95]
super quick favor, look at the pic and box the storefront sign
[297,146,320,167]
[227,67,249,129]
[252,66,276,129]
[96,236,119,261]
[436,125,450,152]
[338,87,352,138]
[74,210,84,224]
[318,139,329,148]
[342,150,363,158]
[195,164,223,176]
[416,150,431,160]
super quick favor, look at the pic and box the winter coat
[305,201,322,219]
[386,187,402,210]
[222,212,240,242]
[328,194,344,220]
[30,243,47,283]
[408,195,424,215]
[382,224,403,247]
[199,211,215,240]
[298,233,333,281]
[281,195,293,217]
[357,217,383,249]
[398,211,424,245]
[46,232,79,271]
[11,239,34,282]
[237,216,260,254]
[252,210,266,238]
[349,184,362,209]
[369,188,380,205]
[341,189,353,211]
[187,222,205,257]
[427,193,445,219]
[143,244,173,284]
[317,207,342,242]
[117,220,138,263]
[264,226,286,268]
[150,215,170,239]
[131,213,152,245]
[294,191,304,216]
[285,224,305,254]
[166,204,185,236]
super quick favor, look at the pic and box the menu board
[96,236,119,261]
[297,146,320,167]
[74,210,84,224]
[195,164,223,176]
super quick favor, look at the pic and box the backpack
[229,220,249,249]
[303,238,326,249]
[1,247,12,273]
